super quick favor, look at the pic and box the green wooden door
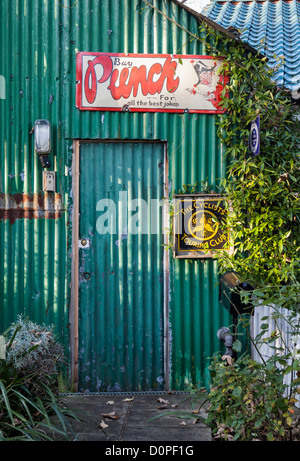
[78,141,165,392]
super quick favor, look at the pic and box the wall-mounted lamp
[34,119,51,168]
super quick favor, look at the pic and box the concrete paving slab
[59,392,212,442]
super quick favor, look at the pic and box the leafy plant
[203,351,299,441]
[0,319,77,440]
[197,24,300,440]
[4,315,64,397]
[196,283,300,441]
[197,24,300,288]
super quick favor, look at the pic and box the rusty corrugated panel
[0,193,63,224]
[0,0,231,390]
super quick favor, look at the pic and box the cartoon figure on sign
[193,61,217,86]
[187,60,217,97]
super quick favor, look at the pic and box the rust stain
[0,193,64,225]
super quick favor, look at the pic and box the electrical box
[43,171,56,192]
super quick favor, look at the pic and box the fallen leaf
[106,400,115,405]
[157,398,169,404]
[222,355,233,365]
[98,420,109,430]
[101,411,120,420]
[179,421,187,426]
[171,404,178,408]
[122,397,134,402]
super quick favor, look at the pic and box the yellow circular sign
[188,210,219,241]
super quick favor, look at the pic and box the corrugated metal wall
[0,0,231,390]
[0,0,70,342]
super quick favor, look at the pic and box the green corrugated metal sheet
[0,0,231,390]
[0,0,70,344]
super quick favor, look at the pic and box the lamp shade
[34,119,51,153]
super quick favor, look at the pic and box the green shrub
[0,318,76,440]
[196,20,300,443]
[201,294,300,441]
[4,316,64,397]
[205,352,299,441]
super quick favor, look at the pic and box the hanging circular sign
[249,116,260,156]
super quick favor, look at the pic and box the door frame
[70,139,170,392]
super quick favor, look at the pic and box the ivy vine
[197,23,300,290]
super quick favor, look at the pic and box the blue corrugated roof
[201,0,300,90]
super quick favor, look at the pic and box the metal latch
[79,238,91,249]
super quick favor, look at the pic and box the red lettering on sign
[107,56,180,100]
[147,63,162,93]
[84,55,113,104]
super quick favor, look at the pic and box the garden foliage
[198,23,300,441]
[0,316,75,440]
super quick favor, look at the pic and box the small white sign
[0,336,6,360]
[43,171,56,192]
[249,116,260,157]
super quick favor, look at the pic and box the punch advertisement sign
[76,52,228,113]
[174,195,231,258]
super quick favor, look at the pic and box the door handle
[79,238,91,248]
